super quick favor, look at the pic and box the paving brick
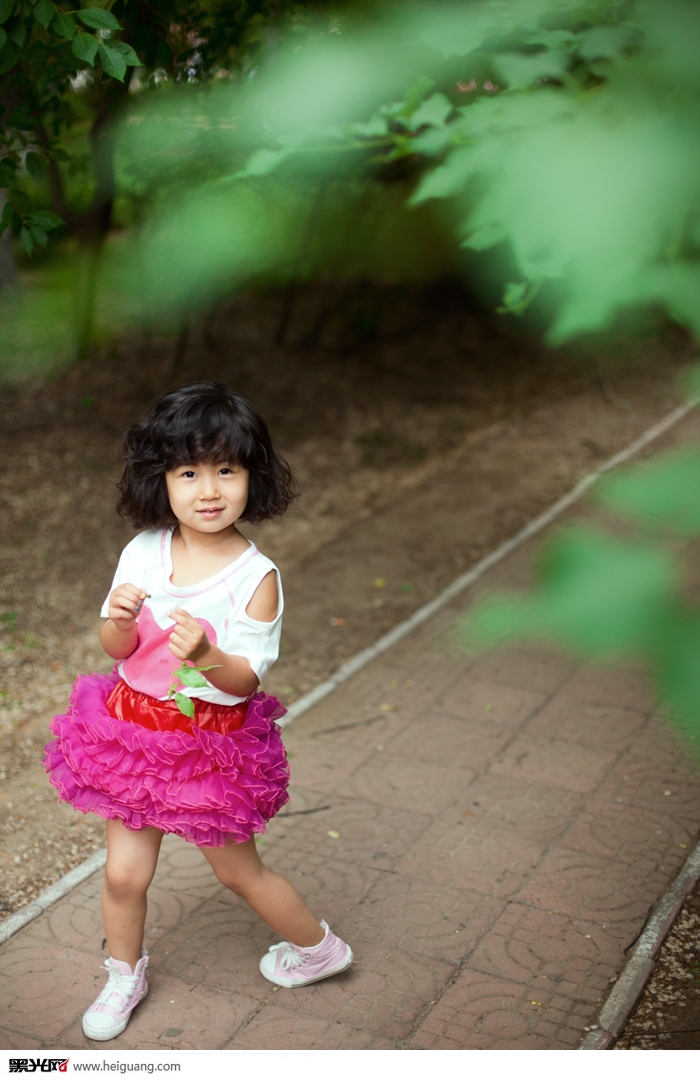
[263,851,381,927]
[558,798,694,865]
[490,733,617,793]
[226,1002,397,1049]
[0,1026,43,1050]
[392,713,512,772]
[336,755,475,814]
[518,846,671,940]
[559,664,654,712]
[469,903,625,1002]
[526,699,648,755]
[62,974,258,1050]
[266,945,453,1040]
[274,797,433,868]
[394,816,544,898]
[440,679,546,730]
[0,943,99,1041]
[405,969,594,1049]
[461,774,583,845]
[466,646,578,695]
[283,711,407,793]
[336,872,501,961]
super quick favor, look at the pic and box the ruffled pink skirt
[43,672,290,847]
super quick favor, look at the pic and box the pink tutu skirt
[43,672,290,847]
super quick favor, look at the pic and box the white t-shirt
[100,528,283,706]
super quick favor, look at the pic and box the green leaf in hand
[174,663,210,689]
[174,692,195,719]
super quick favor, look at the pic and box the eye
[219,466,236,475]
[181,470,196,478]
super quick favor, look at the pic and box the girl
[44,382,352,1042]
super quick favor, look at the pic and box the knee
[104,861,151,901]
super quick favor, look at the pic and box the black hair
[117,382,296,529]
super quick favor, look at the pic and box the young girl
[43,382,352,1042]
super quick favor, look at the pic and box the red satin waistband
[105,679,247,737]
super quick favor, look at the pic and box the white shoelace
[92,961,136,1014]
[267,942,307,970]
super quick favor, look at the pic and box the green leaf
[29,209,63,229]
[111,39,139,66]
[8,18,26,46]
[0,0,12,26]
[174,692,195,719]
[33,0,54,28]
[174,663,209,689]
[0,42,19,73]
[408,92,452,131]
[72,29,98,65]
[493,49,570,89]
[19,226,34,255]
[76,6,120,30]
[29,224,47,246]
[0,156,18,185]
[0,200,12,235]
[98,41,126,81]
[52,12,76,39]
[46,146,69,161]
[25,151,46,180]
[597,451,700,534]
[0,27,6,48]
[236,148,290,179]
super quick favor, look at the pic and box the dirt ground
[616,878,700,1050]
[0,280,695,921]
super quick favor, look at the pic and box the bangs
[158,402,257,470]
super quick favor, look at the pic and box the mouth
[197,508,224,518]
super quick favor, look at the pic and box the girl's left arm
[167,571,279,698]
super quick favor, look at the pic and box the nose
[199,470,220,499]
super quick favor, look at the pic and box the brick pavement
[2,515,700,1050]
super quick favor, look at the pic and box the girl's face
[165,460,250,536]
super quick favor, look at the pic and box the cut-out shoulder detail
[245,570,279,623]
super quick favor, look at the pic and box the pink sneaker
[259,921,352,987]
[82,955,149,1041]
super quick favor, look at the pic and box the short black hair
[117,382,296,529]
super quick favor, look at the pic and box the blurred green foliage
[3,0,700,358]
[464,440,700,744]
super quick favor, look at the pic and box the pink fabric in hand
[121,605,218,699]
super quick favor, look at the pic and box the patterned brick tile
[283,712,407,794]
[466,646,578,695]
[336,872,502,961]
[517,846,671,941]
[275,797,433,868]
[469,903,625,1002]
[59,975,258,1050]
[526,699,648,755]
[149,834,226,900]
[392,713,512,772]
[439,679,546,730]
[0,1026,43,1050]
[461,774,583,845]
[266,946,453,1040]
[0,943,100,1041]
[559,798,694,866]
[405,969,594,1049]
[263,852,382,927]
[152,895,274,1001]
[559,664,654,712]
[394,817,544,898]
[335,756,475,815]
[490,733,617,793]
[226,1002,396,1049]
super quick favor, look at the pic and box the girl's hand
[108,584,147,631]
[168,608,211,663]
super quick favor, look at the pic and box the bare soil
[616,878,700,1050]
[0,281,694,921]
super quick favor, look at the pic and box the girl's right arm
[100,583,147,660]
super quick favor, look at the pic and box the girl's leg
[199,838,324,947]
[102,819,164,968]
